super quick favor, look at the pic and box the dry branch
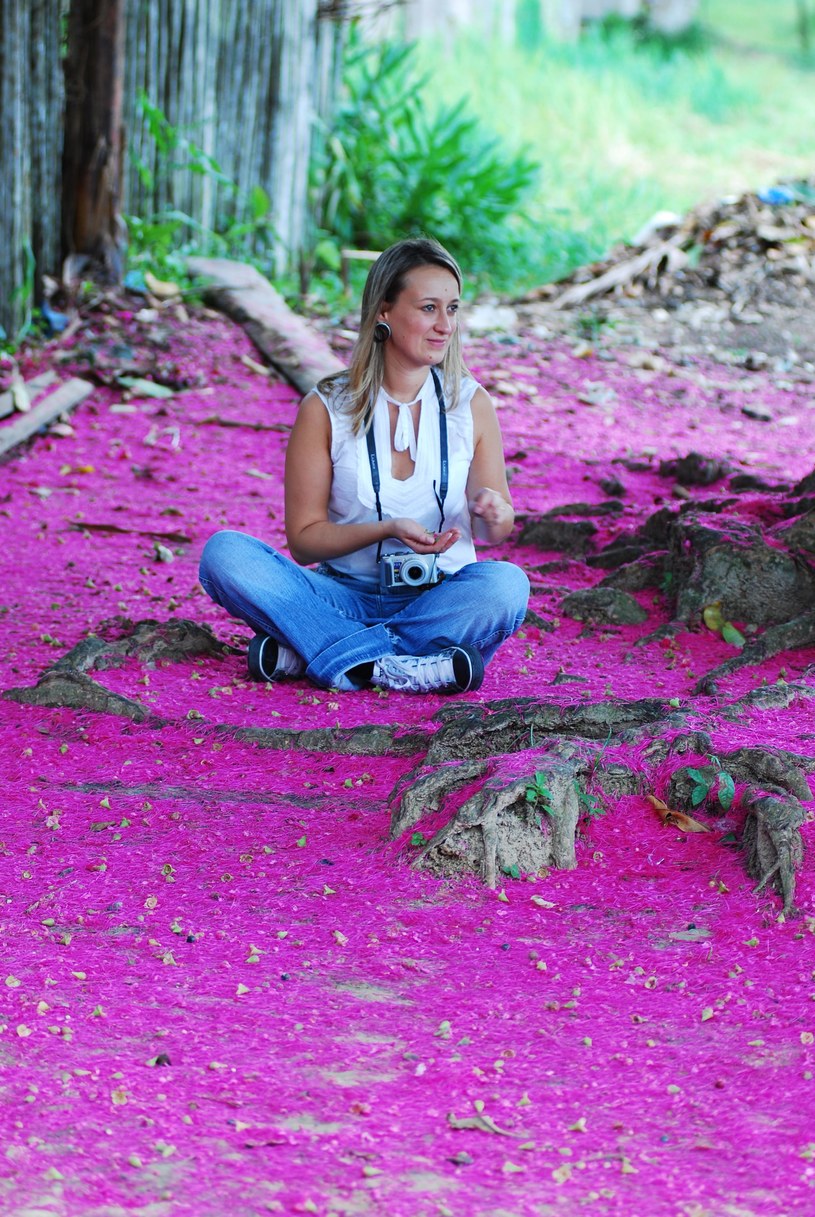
[187,257,345,394]
[0,378,94,458]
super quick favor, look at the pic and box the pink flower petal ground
[1,310,814,1216]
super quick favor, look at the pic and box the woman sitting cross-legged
[199,236,530,694]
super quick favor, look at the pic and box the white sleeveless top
[313,371,479,581]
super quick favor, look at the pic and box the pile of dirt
[513,181,815,369]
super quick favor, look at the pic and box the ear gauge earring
[373,321,392,343]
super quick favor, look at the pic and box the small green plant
[410,831,428,847]
[525,772,557,818]
[686,761,736,810]
[576,310,613,342]
[576,785,605,820]
[2,240,37,349]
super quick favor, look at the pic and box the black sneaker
[247,634,306,682]
[371,644,484,694]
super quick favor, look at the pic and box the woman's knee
[200,530,260,584]
[471,560,530,619]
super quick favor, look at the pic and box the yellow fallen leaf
[702,601,725,632]
[145,270,181,300]
[646,795,711,834]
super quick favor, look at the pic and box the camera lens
[401,560,427,586]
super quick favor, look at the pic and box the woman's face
[379,264,460,372]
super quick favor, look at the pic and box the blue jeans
[199,530,530,690]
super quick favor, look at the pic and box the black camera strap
[366,367,448,563]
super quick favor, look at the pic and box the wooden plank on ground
[0,378,95,459]
[187,257,345,395]
[0,371,59,420]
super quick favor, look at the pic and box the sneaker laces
[372,649,461,693]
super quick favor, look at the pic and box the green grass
[410,0,815,290]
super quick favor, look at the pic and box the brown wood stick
[0,377,95,458]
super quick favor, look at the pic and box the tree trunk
[0,0,32,339]
[62,0,126,285]
[29,0,64,306]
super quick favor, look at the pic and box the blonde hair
[319,237,466,432]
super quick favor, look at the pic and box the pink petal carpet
[1,305,814,1216]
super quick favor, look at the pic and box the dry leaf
[647,795,711,834]
[11,378,30,413]
[448,1112,514,1136]
[145,270,181,300]
[240,353,272,377]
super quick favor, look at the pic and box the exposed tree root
[695,610,815,694]
[4,619,229,723]
[3,669,156,722]
[229,723,427,757]
[742,789,805,917]
[5,620,811,913]
[402,755,581,887]
[54,617,232,671]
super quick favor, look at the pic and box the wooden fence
[0,0,64,342]
[0,0,345,341]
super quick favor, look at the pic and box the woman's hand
[465,388,516,545]
[390,518,461,554]
[468,487,515,543]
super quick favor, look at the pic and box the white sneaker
[247,634,306,682]
[371,645,484,694]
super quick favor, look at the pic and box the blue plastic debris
[757,186,795,205]
[40,300,71,335]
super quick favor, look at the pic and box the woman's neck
[381,367,428,404]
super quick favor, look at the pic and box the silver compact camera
[380,551,440,591]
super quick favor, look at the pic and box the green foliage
[409,3,815,291]
[126,94,279,291]
[686,762,736,810]
[525,772,557,818]
[310,32,540,290]
[3,241,38,349]
[133,91,232,191]
[591,12,712,60]
[576,785,606,820]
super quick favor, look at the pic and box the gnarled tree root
[397,756,581,888]
[3,669,157,722]
[742,789,805,917]
[695,609,815,694]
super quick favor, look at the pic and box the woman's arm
[466,387,516,545]
[284,393,459,565]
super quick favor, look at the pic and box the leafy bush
[126,92,279,288]
[310,33,541,289]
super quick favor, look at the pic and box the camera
[379,551,440,591]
